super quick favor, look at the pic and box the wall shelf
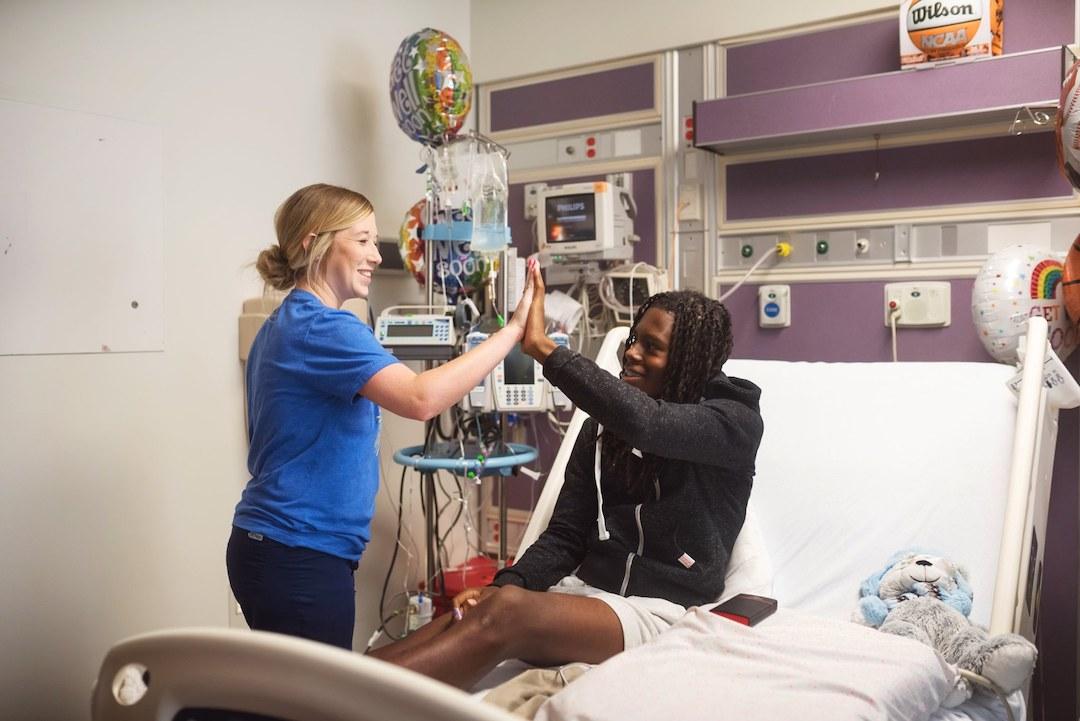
[694,46,1072,155]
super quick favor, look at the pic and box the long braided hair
[602,290,733,500]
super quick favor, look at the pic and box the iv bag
[429,138,474,215]
[469,144,509,252]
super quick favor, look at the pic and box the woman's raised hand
[506,257,538,338]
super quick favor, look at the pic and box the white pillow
[719,503,773,601]
[536,608,957,721]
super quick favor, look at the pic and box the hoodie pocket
[672,524,709,574]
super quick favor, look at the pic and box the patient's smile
[620,307,674,398]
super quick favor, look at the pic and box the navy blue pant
[226,526,358,650]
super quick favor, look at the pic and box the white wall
[0,1,465,718]
[469,0,891,82]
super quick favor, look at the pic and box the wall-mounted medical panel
[697,46,1068,155]
[501,125,662,173]
[716,216,1080,280]
[722,132,1072,226]
[480,55,662,142]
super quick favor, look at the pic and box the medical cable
[717,242,792,302]
[377,464,412,642]
[888,300,902,362]
[598,262,650,322]
[380,420,436,635]
[447,469,486,562]
[435,471,468,559]
[378,455,419,590]
[438,469,487,572]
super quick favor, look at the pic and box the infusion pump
[463,332,571,412]
[374,306,459,361]
[376,306,456,346]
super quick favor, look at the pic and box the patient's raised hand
[522,263,557,361]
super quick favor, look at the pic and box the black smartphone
[710,593,778,626]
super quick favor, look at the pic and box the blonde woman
[228,184,535,650]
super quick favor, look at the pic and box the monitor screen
[503,344,535,385]
[545,193,596,244]
[386,323,434,338]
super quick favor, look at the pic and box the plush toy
[853,550,1037,707]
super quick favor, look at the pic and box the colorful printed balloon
[398,198,495,301]
[390,28,473,146]
[972,244,1077,363]
[429,236,494,303]
[398,198,427,287]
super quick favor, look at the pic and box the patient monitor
[537,181,635,261]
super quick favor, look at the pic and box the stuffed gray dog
[853,550,1036,707]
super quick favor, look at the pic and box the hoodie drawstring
[594,424,610,541]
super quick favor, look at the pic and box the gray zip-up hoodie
[493,345,763,608]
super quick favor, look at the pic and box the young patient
[368,264,763,689]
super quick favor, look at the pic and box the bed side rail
[990,317,1080,638]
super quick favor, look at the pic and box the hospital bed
[92,317,1078,721]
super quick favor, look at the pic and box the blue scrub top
[234,289,399,560]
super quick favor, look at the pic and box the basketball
[905,0,984,58]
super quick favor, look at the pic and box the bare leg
[367,586,623,689]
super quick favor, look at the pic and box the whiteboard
[0,98,163,355]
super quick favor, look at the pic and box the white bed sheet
[535,608,957,721]
[929,691,1025,721]
[722,358,1017,627]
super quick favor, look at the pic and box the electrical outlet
[884,282,951,327]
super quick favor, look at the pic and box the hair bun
[256,243,293,291]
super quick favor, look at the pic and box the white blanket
[535,608,957,721]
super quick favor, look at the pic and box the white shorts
[547,575,687,650]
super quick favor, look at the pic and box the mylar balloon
[398,198,427,287]
[389,28,473,146]
[972,244,1077,363]
[398,198,494,301]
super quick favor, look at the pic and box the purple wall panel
[726,132,1069,220]
[489,63,655,133]
[724,278,985,361]
[727,19,900,95]
[1004,0,1075,53]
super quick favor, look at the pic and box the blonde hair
[255,183,375,291]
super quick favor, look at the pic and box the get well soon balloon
[972,244,1077,363]
[390,28,473,147]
